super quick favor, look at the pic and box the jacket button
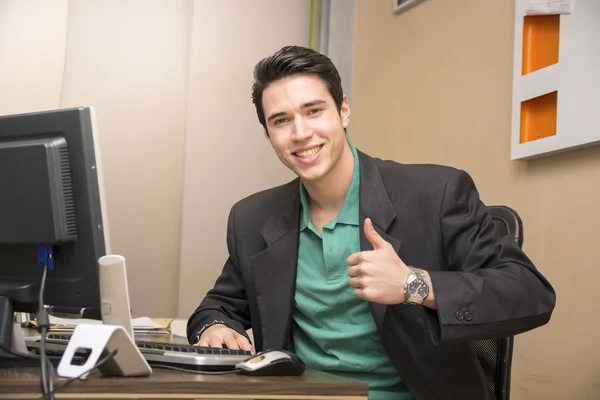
[455,311,464,321]
[464,311,472,321]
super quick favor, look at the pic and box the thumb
[364,218,386,250]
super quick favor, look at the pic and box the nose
[291,115,313,142]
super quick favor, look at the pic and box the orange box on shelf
[520,91,558,144]
[522,15,560,75]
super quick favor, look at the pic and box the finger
[347,265,361,278]
[364,218,388,250]
[223,333,241,350]
[235,334,254,352]
[208,337,224,348]
[348,277,362,289]
[354,287,366,300]
[196,338,209,347]
[347,252,362,266]
[348,251,373,266]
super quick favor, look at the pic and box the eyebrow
[301,100,326,109]
[266,100,327,123]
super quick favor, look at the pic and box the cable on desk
[148,363,241,375]
[36,246,54,400]
[36,349,118,400]
[0,343,40,359]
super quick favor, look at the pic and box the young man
[187,46,555,399]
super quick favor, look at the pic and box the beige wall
[177,1,307,319]
[0,0,67,114]
[328,0,356,109]
[0,0,192,317]
[60,0,192,317]
[351,0,600,399]
[0,1,307,319]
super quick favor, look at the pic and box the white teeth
[295,145,322,158]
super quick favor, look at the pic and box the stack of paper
[131,317,172,334]
[30,316,173,334]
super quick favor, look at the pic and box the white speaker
[98,255,134,339]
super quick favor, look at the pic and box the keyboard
[26,333,252,372]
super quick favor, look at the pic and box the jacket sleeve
[424,169,556,345]
[186,204,251,344]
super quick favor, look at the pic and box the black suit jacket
[187,151,555,399]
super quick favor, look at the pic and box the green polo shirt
[291,141,413,400]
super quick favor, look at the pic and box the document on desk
[130,317,172,334]
[47,315,101,328]
[34,315,172,333]
[526,0,573,15]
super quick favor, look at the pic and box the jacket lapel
[251,181,301,350]
[357,151,400,331]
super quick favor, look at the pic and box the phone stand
[57,324,151,378]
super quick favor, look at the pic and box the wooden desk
[0,329,368,399]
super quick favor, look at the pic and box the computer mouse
[236,349,305,376]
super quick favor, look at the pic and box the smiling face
[262,74,350,183]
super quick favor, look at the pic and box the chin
[283,155,331,182]
[296,167,328,183]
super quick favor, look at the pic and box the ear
[340,95,351,128]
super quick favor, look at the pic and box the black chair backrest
[472,206,523,400]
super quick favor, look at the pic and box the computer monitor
[0,107,111,359]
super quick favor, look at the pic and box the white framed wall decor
[511,0,600,160]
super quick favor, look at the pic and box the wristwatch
[403,267,429,305]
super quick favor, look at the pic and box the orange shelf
[522,15,560,75]
[520,91,558,143]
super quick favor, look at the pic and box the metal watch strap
[404,267,429,305]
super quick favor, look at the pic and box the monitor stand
[0,282,41,368]
[47,305,101,320]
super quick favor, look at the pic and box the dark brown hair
[251,46,344,131]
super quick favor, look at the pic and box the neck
[302,142,355,214]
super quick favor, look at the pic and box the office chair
[472,205,523,400]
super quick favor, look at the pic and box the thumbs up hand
[346,218,410,304]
